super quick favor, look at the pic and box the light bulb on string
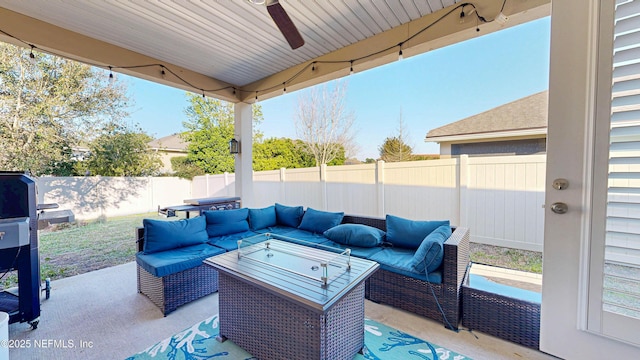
[349,61,354,75]
[160,66,166,79]
[28,45,36,64]
[255,92,259,103]
[398,43,404,61]
[108,66,114,84]
[283,83,287,94]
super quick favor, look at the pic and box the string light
[283,82,287,94]
[0,2,490,100]
[28,45,36,64]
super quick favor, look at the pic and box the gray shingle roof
[425,91,548,140]
[148,133,188,152]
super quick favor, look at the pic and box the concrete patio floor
[7,262,557,360]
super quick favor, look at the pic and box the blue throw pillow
[248,206,277,230]
[204,208,249,237]
[410,225,452,273]
[275,203,304,228]
[323,224,385,248]
[143,216,208,254]
[298,207,344,234]
[385,215,450,249]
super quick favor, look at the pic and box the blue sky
[124,17,550,160]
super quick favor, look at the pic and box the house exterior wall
[451,138,547,156]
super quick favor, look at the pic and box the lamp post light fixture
[229,138,240,154]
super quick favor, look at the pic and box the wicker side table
[462,264,541,349]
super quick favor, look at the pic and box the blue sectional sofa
[135,204,470,329]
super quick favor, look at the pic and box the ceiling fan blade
[266,1,305,50]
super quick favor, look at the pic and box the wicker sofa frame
[135,214,470,327]
[341,215,470,330]
[136,228,219,316]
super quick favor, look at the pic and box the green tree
[181,94,263,174]
[378,112,413,162]
[253,138,315,171]
[170,156,205,179]
[378,136,413,162]
[78,122,161,176]
[0,43,130,175]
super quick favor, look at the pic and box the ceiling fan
[249,0,305,50]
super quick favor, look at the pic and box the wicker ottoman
[462,264,541,349]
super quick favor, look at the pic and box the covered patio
[1,0,639,358]
[8,261,553,359]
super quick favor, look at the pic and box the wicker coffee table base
[218,273,366,360]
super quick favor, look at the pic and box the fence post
[320,164,328,210]
[376,160,385,217]
[280,168,287,203]
[458,155,469,228]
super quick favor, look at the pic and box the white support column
[234,102,253,206]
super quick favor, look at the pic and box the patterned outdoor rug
[126,315,472,360]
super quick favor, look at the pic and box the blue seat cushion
[368,248,442,284]
[275,203,304,228]
[298,207,344,234]
[204,208,249,237]
[142,216,208,254]
[253,225,297,236]
[272,229,328,245]
[323,224,385,247]
[248,206,277,230]
[385,215,450,250]
[410,225,452,273]
[208,231,262,251]
[318,240,384,259]
[136,243,224,277]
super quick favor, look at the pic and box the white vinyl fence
[36,176,192,220]
[36,154,546,251]
[243,154,546,251]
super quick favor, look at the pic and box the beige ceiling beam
[0,7,238,103]
[239,0,550,103]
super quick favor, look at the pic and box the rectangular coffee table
[203,233,379,360]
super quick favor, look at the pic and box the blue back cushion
[275,203,304,228]
[298,207,344,234]
[323,224,385,248]
[143,216,208,254]
[385,215,449,249]
[410,225,452,274]
[204,208,249,237]
[248,206,277,230]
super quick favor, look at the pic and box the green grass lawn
[0,212,165,289]
[0,212,544,290]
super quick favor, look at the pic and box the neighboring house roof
[425,91,548,143]
[148,133,188,152]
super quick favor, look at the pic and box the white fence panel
[279,167,323,209]
[191,173,235,198]
[466,155,546,251]
[383,159,459,223]
[36,176,192,220]
[325,163,378,216]
[252,170,283,208]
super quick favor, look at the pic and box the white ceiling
[0,0,550,102]
[0,0,456,87]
